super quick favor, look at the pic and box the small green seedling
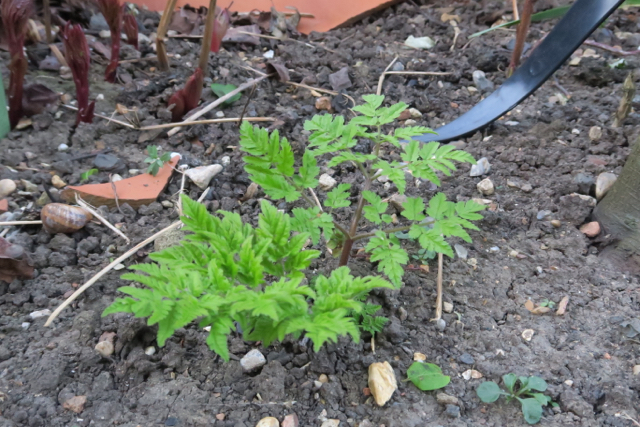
[407,362,450,391]
[476,374,556,424]
[80,168,99,181]
[210,83,241,107]
[539,299,556,309]
[145,145,171,176]
[351,303,388,336]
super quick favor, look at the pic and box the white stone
[29,309,51,319]
[321,421,340,427]
[185,164,224,190]
[256,417,279,427]
[240,349,266,372]
[0,179,17,198]
[145,346,156,356]
[408,108,422,118]
[477,178,494,196]
[216,111,225,118]
[589,126,603,141]
[404,35,435,49]
[318,174,337,191]
[470,157,491,177]
[454,244,468,259]
[95,341,114,357]
[21,322,30,329]
[263,50,275,58]
[595,172,617,200]
[58,143,69,152]
[220,156,231,167]
[111,174,123,182]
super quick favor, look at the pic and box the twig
[109,175,122,213]
[199,0,217,72]
[140,116,275,131]
[434,252,443,321]
[383,71,452,76]
[75,196,130,244]
[308,188,323,211]
[512,0,520,20]
[49,44,69,68]
[376,56,399,96]
[0,221,43,226]
[118,54,175,64]
[238,10,314,18]
[238,84,257,126]
[156,0,178,71]
[43,0,52,43]
[167,74,271,136]
[60,104,136,129]
[619,412,640,427]
[583,40,640,57]
[45,188,211,327]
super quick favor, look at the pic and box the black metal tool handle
[413,0,626,143]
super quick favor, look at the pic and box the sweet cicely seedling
[239,94,485,287]
[477,374,557,424]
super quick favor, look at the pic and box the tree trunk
[593,137,640,271]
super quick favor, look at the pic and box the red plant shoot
[1,0,34,128]
[210,7,230,53]
[122,5,138,50]
[62,22,95,124]
[168,67,204,122]
[96,0,122,83]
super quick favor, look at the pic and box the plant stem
[339,177,371,266]
[43,0,52,43]
[198,0,217,72]
[156,0,177,71]
[507,0,536,76]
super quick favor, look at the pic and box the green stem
[352,219,435,242]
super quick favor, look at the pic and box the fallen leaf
[556,296,569,316]
[0,237,34,283]
[222,25,261,45]
[169,5,206,34]
[266,61,290,82]
[22,83,59,117]
[524,300,534,311]
[530,306,551,315]
[61,155,179,209]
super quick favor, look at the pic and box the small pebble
[318,174,337,191]
[319,374,329,383]
[589,126,603,141]
[220,156,231,167]
[633,365,640,376]
[282,414,299,427]
[580,221,600,237]
[435,318,446,331]
[477,178,494,196]
[315,97,332,111]
[95,341,114,358]
[489,246,500,253]
[51,175,67,189]
[263,50,274,59]
[21,322,30,329]
[29,309,51,319]
[240,349,266,372]
[0,179,17,198]
[215,111,225,118]
[551,220,561,228]
[58,143,69,152]
[161,200,174,208]
[391,61,405,72]
[437,393,458,405]
[256,417,279,427]
[404,35,435,49]
[595,172,617,200]
[536,210,553,221]
[472,70,494,92]
[21,180,38,193]
[111,174,123,182]
[470,157,491,176]
[321,420,340,427]
[408,108,422,118]
[458,353,475,365]
[445,404,461,418]
[454,244,468,259]
[144,346,156,356]
[443,302,453,313]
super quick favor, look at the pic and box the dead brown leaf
[22,83,59,117]
[266,61,290,82]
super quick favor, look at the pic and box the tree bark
[593,137,640,271]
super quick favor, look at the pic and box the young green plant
[406,361,450,391]
[239,95,484,287]
[477,374,556,424]
[103,196,393,360]
[144,145,171,176]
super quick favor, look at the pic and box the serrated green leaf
[325,183,351,209]
[401,197,426,221]
[293,151,320,188]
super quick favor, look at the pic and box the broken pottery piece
[60,156,179,209]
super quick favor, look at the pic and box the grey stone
[445,404,460,418]
[458,353,475,364]
[470,157,491,177]
[454,244,468,260]
[595,172,617,200]
[472,70,494,92]
[240,349,266,372]
[94,153,122,171]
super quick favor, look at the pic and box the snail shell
[41,204,93,234]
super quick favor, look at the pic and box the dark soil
[1,1,640,426]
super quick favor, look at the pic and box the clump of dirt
[1,1,639,426]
